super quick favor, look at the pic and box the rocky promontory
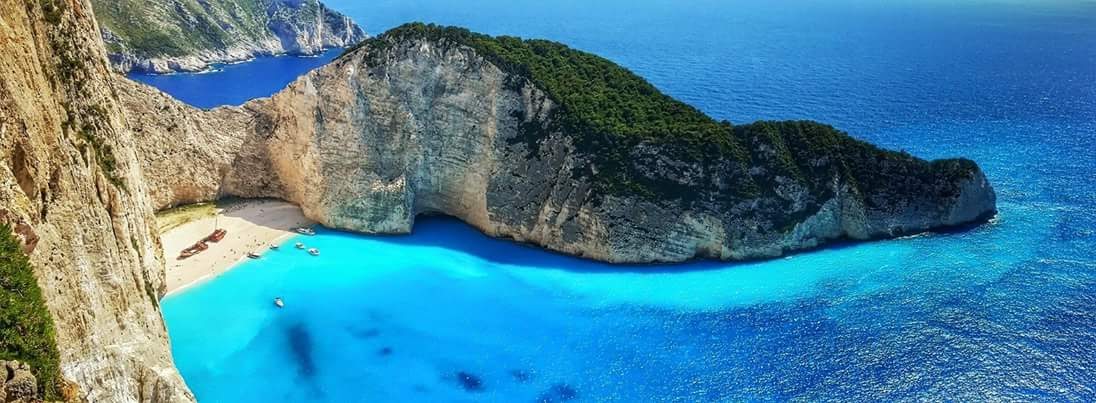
[121,23,997,264]
[92,0,366,74]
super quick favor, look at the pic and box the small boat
[247,252,261,259]
[269,244,280,250]
[204,229,227,243]
[308,248,320,256]
[274,297,284,308]
[295,242,306,249]
[178,241,209,260]
[295,227,316,236]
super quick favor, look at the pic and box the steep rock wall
[0,0,192,401]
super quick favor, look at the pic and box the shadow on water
[286,322,317,377]
[323,214,995,275]
[453,371,484,392]
[537,383,579,402]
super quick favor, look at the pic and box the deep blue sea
[128,49,342,109]
[158,0,1096,401]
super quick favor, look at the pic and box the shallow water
[159,0,1096,401]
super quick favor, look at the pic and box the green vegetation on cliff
[92,0,362,60]
[93,0,278,57]
[0,225,62,400]
[735,120,977,208]
[357,23,746,154]
[351,23,978,208]
[350,23,752,196]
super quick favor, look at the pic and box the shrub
[0,224,62,400]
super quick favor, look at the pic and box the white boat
[308,248,320,256]
[269,244,280,250]
[247,252,261,259]
[274,298,284,308]
[295,227,316,236]
[295,242,305,249]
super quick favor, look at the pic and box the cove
[127,49,342,109]
[155,0,1096,400]
[162,199,1086,401]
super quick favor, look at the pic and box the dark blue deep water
[158,1,1096,401]
[128,49,342,109]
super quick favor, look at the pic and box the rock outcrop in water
[92,0,366,73]
[1,0,191,401]
[120,23,997,264]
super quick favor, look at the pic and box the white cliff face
[122,37,997,264]
[118,82,256,209]
[0,0,192,401]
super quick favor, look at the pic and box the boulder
[1,361,37,402]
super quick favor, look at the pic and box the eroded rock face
[121,37,997,264]
[116,82,257,209]
[0,0,192,401]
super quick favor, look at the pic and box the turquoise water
[160,0,1096,401]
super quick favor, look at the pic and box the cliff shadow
[329,215,814,274]
[344,214,994,275]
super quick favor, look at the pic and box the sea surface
[128,49,342,109]
[159,0,1096,401]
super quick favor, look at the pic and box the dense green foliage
[0,225,62,400]
[736,121,975,204]
[92,0,316,57]
[349,23,977,206]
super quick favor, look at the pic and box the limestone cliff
[1,0,191,401]
[92,0,366,73]
[119,24,997,264]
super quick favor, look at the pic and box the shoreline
[117,46,348,76]
[159,199,314,296]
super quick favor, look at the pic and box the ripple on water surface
[162,197,1093,401]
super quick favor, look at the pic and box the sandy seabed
[159,199,314,295]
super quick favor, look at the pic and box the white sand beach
[159,199,314,295]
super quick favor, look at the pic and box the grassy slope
[349,23,976,206]
[92,0,274,57]
[154,202,217,234]
[0,225,62,400]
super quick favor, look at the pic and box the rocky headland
[92,0,366,74]
[121,23,997,264]
[0,3,995,402]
